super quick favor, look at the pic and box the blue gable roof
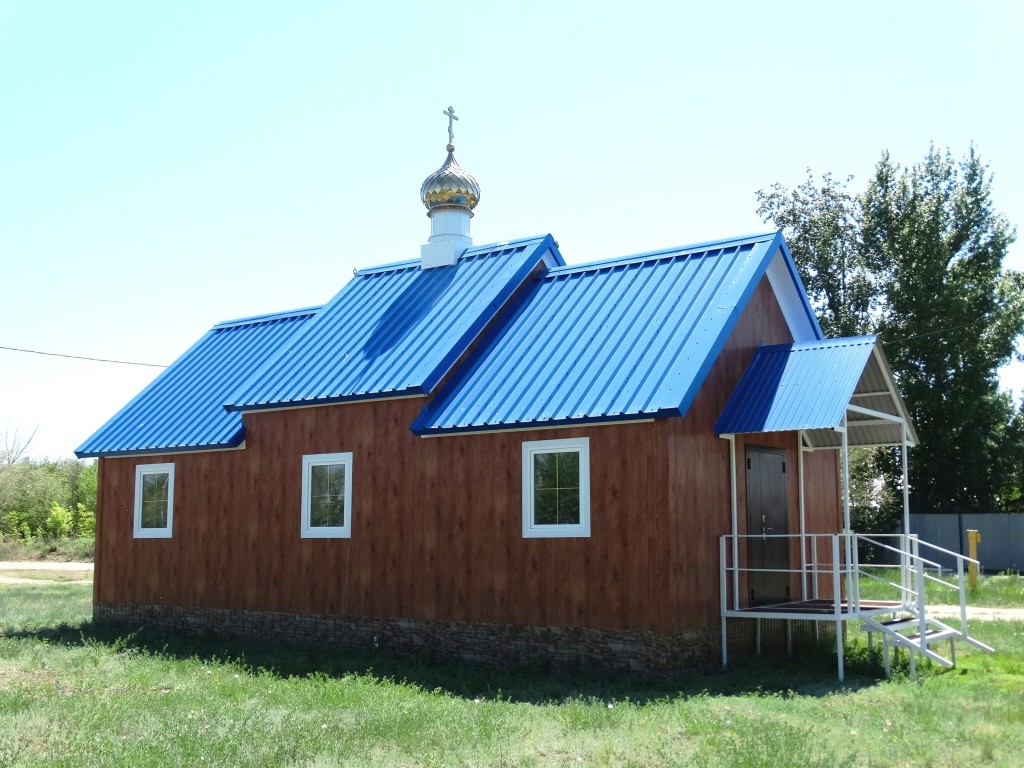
[225,236,560,412]
[78,229,832,455]
[413,231,815,435]
[75,308,318,458]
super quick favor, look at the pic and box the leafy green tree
[76,461,98,517]
[759,145,1024,518]
[862,147,1024,512]
[757,171,876,337]
[0,458,99,539]
[0,462,64,535]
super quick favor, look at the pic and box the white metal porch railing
[719,532,994,681]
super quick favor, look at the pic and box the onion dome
[420,144,481,214]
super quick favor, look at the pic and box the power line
[0,345,168,368]
[888,316,994,344]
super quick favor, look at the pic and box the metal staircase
[720,531,995,680]
[856,535,994,677]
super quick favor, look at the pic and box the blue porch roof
[225,235,561,412]
[413,231,814,435]
[714,336,917,448]
[75,308,318,458]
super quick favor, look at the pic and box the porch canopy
[714,335,917,535]
[715,335,917,450]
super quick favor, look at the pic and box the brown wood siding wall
[95,274,840,634]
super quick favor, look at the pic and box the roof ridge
[546,231,778,276]
[760,335,878,352]
[213,306,321,329]
[357,235,554,276]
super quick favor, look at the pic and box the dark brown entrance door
[746,446,789,605]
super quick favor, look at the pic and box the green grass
[0,536,95,563]
[0,584,92,633]
[1,586,1023,766]
[858,567,1024,607]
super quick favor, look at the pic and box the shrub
[44,502,73,540]
[74,503,96,538]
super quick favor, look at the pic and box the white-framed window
[133,463,175,538]
[522,437,590,538]
[301,452,353,538]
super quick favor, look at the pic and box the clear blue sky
[2,1,1022,460]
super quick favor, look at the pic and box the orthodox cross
[444,106,459,145]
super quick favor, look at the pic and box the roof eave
[225,386,427,414]
[75,429,247,459]
[412,407,677,437]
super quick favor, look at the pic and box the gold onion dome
[420,144,481,214]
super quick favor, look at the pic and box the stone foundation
[94,603,834,676]
[94,602,736,677]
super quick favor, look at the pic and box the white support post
[833,533,844,682]
[915,552,926,679]
[841,413,853,609]
[720,536,729,667]
[900,531,910,604]
[902,421,910,527]
[901,420,911,595]
[851,532,860,614]
[811,535,820,600]
[798,431,808,601]
[727,435,740,610]
[957,555,968,640]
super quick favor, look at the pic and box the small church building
[78,113,942,676]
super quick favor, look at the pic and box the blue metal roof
[714,336,877,435]
[75,308,318,458]
[413,231,797,435]
[225,236,560,412]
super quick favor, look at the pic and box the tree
[757,171,877,337]
[0,457,99,539]
[0,423,37,465]
[759,145,1024,518]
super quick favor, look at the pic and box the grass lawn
[1,584,1023,767]
[858,567,1024,607]
[0,569,93,583]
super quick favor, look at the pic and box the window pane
[534,489,559,525]
[309,462,346,528]
[142,472,168,503]
[327,464,345,496]
[532,449,582,527]
[311,465,330,500]
[311,497,345,528]
[140,499,167,528]
[556,488,580,525]
[533,453,558,489]
[556,452,579,492]
[140,472,169,529]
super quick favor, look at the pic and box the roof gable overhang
[74,308,319,458]
[714,336,918,449]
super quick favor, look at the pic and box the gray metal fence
[895,513,1024,573]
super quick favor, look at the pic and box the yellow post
[967,529,981,591]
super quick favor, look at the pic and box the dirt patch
[927,605,1024,621]
[0,561,93,571]
[0,562,93,586]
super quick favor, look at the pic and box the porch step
[906,628,959,644]
[863,616,917,631]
